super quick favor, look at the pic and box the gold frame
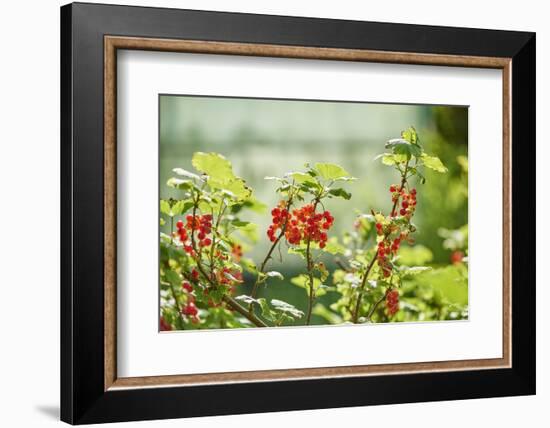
[104,35,512,391]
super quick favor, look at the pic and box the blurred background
[160,95,468,323]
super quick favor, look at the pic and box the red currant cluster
[385,288,399,316]
[268,203,334,248]
[177,214,213,254]
[181,280,199,323]
[217,267,243,287]
[375,227,409,277]
[267,201,291,242]
[231,244,243,262]
[389,185,417,218]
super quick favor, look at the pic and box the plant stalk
[351,160,409,323]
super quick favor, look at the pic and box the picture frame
[61,2,535,424]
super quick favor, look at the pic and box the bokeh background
[160,95,468,323]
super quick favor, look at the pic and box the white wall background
[0,1,545,427]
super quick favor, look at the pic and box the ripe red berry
[389,185,396,192]
[183,302,198,316]
[160,317,172,331]
[450,250,464,264]
[191,269,199,281]
[176,220,184,229]
[386,289,399,315]
[399,208,407,216]
[182,281,193,292]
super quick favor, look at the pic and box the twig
[188,190,268,328]
[352,160,409,323]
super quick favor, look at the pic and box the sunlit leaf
[172,167,202,181]
[328,188,352,200]
[266,271,284,280]
[314,163,354,181]
[385,138,422,159]
[421,154,448,173]
[271,299,304,319]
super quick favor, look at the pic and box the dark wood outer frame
[104,36,513,390]
[61,2,535,424]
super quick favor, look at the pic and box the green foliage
[159,127,467,331]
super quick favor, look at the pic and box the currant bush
[159,127,450,330]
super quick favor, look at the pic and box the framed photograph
[61,2,535,424]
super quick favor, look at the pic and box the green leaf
[385,138,422,159]
[192,152,252,201]
[288,247,307,259]
[160,200,171,216]
[287,171,316,184]
[166,177,194,190]
[234,294,258,305]
[257,298,276,322]
[314,163,354,181]
[421,154,448,173]
[266,271,284,280]
[270,299,304,319]
[192,152,234,182]
[215,178,252,201]
[401,126,419,145]
[328,188,352,200]
[171,200,194,216]
[172,167,202,181]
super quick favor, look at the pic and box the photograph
[159,95,469,330]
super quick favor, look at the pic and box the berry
[269,203,333,248]
[191,268,199,281]
[182,302,198,316]
[160,317,172,331]
[182,281,193,292]
[176,220,184,229]
[450,250,464,264]
[386,289,399,316]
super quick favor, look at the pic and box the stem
[167,217,181,316]
[351,160,410,324]
[249,194,294,313]
[365,293,386,321]
[305,198,320,325]
[223,295,268,327]
[189,190,268,328]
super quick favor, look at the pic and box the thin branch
[365,293,386,321]
[249,193,295,313]
[352,160,410,323]
[188,190,268,328]
[305,198,321,325]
